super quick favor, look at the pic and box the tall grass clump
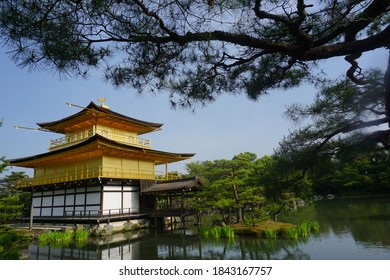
[309,221,320,233]
[38,231,73,247]
[199,226,235,239]
[74,229,89,247]
[285,227,299,240]
[74,229,89,242]
[38,229,90,247]
[297,222,311,239]
[37,232,51,245]
[210,227,221,238]
[221,226,235,238]
[282,221,320,240]
[199,226,211,238]
[263,228,277,239]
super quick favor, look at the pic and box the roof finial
[97,98,109,109]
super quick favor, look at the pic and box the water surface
[26,196,390,260]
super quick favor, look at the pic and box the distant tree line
[186,148,390,225]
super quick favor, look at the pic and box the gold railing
[15,166,182,188]
[49,129,151,151]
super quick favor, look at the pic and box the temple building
[8,101,200,227]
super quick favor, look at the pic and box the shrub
[0,228,27,260]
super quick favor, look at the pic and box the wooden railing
[49,128,151,151]
[64,207,142,221]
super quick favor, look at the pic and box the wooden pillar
[29,187,34,230]
[169,193,173,231]
[181,190,185,229]
[165,162,168,179]
[29,205,34,230]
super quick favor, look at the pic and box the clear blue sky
[1,46,388,177]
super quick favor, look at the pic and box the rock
[212,220,226,227]
[74,224,84,231]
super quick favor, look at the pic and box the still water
[26,196,390,260]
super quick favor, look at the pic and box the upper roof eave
[37,102,164,133]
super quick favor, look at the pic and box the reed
[52,231,73,246]
[264,228,277,239]
[37,232,51,245]
[199,226,211,238]
[221,226,235,238]
[210,227,221,238]
[297,222,310,239]
[199,226,235,239]
[74,229,89,242]
[37,229,90,247]
[309,221,320,233]
[285,227,299,240]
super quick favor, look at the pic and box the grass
[282,221,320,240]
[221,225,235,238]
[74,229,89,242]
[199,226,235,239]
[263,228,277,239]
[310,221,320,233]
[38,229,90,247]
[297,221,311,239]
[284,227,299,240]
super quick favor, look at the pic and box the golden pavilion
[8,101,200,226]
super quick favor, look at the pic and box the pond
[24,196,390,260]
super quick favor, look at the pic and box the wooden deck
[21,206,198,225]
[20,208,147,225]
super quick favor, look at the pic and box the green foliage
[0,195,23,224]
[187,152,315,224]
[1,1,388,108]
[1,172,32,217]
[187,152,272,223]
[309,149,390,195]
[0,157,7,174]
[279,70,390,181]
[0,225,26,259]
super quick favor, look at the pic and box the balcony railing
[49,128,151,151]
[64,207,142,220]
[15,166,182,188]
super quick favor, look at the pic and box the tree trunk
[272,202,286,222]
[384,52,390,128]
[231,181,243,222]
